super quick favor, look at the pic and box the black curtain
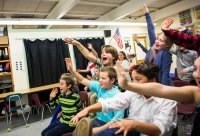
[73,37,105,70]
[24,39,70,88]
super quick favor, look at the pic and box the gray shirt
[170,47,198,81]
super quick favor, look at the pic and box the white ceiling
[0,0,199,29]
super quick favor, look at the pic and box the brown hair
[101,45,118,64]
[100,66,117,80]
[60,73,77,91]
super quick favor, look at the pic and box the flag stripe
[113,28,123,49]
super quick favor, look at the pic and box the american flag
[113,28,123,49]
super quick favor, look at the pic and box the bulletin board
[132,36,147,65]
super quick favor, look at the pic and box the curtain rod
[15,36,104,40]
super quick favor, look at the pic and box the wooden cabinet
[0,36,14,95]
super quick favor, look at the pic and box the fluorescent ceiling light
[0,18,156,26]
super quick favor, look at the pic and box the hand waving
[161,17,174,31]
[64,38,80,46]
[109,118,136,136]
[50,88,58,100]
[116,60,128,88]
[65,58,73,71]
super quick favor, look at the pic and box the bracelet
[79,46,84,51]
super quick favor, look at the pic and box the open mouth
[155,44,159,48]
[102,57,107,61]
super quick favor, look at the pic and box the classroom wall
[7,26,148,91]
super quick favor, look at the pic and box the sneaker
[75,118,92,136]
[1,109,5,114]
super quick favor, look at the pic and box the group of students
[41,4,200,136]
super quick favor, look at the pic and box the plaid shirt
[162,29,200,55]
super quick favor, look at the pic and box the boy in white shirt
[72,62,177,136]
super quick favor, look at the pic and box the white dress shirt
[99,91,177,136]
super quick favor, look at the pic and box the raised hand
[116,60,128,88]
[133,34,139,43]
[109,118,136,136]
[65,58,73,71]
[161,17,174,31]
[143,4,149,13]
[50,88,58,100]
[64,38,80,46]
[87,43,93,49]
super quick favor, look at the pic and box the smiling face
[118,52,125,61]
[99,71,114,90]
[193,57,200,88]
[154,33,169,51]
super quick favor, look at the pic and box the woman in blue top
[136,5,174,86]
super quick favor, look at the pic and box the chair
[173,80,190,87]
[28,93,52,121]
[79,91,89,108]
[5,93,29,132]
[173,80,196,135]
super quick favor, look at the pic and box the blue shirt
[89,81,124,122]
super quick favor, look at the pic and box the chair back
[5,93,24,113]
[173,80,190,87]
[79,91,88,108]
[28,93,42,107]
[173,80,196,115]
[177,103,196,115]
[5,93,22,102]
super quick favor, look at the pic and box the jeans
[92,118,106,128]
[97,128,140,136]
[41,121,74,136]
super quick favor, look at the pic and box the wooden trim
[0,83,59,99]
[0,72,11,76]
[0,60,10,63]
[0,45,8,48]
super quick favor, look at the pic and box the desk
[0,83,59,100]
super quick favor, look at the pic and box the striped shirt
[50,92,82,128]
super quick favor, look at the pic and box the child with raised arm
[41,73,82,136]
[161,17,200,55]
[73,62,177,136]
[64,38,118,68]
[65,58,124,135]
[136,4,174,86]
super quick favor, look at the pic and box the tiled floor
[0,110,52,136]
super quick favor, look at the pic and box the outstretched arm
[65,58,90,87]
[161,17,200,52]
[116,60,200,104]
[133,34,148,53]
[64,38,97,63]
[144,4,156,46]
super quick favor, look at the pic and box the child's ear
[110,78,115,84]
[67,84,72,89]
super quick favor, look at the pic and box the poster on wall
[194,5,200,20]
[179,9,192,25]
[194,21,200,34]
